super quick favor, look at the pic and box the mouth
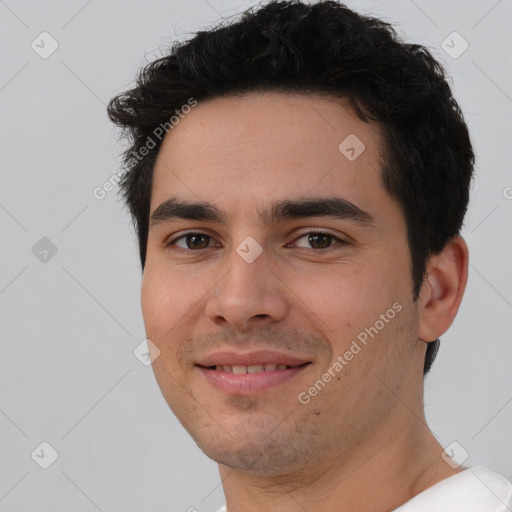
[196,361,311,394]
[203,363,307,373]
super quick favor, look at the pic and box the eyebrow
[149,196,374,228]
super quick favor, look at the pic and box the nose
[204,244,289,331]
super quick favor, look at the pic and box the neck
[218,397,463,512]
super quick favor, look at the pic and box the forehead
[150,92,387,217]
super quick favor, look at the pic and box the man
[107,1,512,510]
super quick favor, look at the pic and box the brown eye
[293,232,342,250]
[185,234,210,249]
[307,233,332,249]
[169,233,213,250]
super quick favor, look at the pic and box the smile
[211,364,294,373]
[198,362,311,394]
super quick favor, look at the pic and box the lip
[196,350,311,367]
[195,350,312,395]
[198,364,310,394]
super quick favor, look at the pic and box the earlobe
[418,236,469,342]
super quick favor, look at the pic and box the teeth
[213,364,291,373]
[247,364,264,374]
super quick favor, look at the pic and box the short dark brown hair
[107,0,474,374]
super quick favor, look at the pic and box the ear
[418,236,469,342]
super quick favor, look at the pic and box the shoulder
[394,466,512,512]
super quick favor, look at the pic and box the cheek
[141,268,194,384]
[299,263,406,352]
[141,265,189,334]
[296,264,383,320]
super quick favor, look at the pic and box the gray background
[1,0,511,511]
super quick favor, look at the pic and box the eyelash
[165,231,348,254]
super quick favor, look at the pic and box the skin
[141,92,469,511]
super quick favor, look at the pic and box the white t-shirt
[215,466,512,512]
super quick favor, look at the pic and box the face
[142,92,424,476]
